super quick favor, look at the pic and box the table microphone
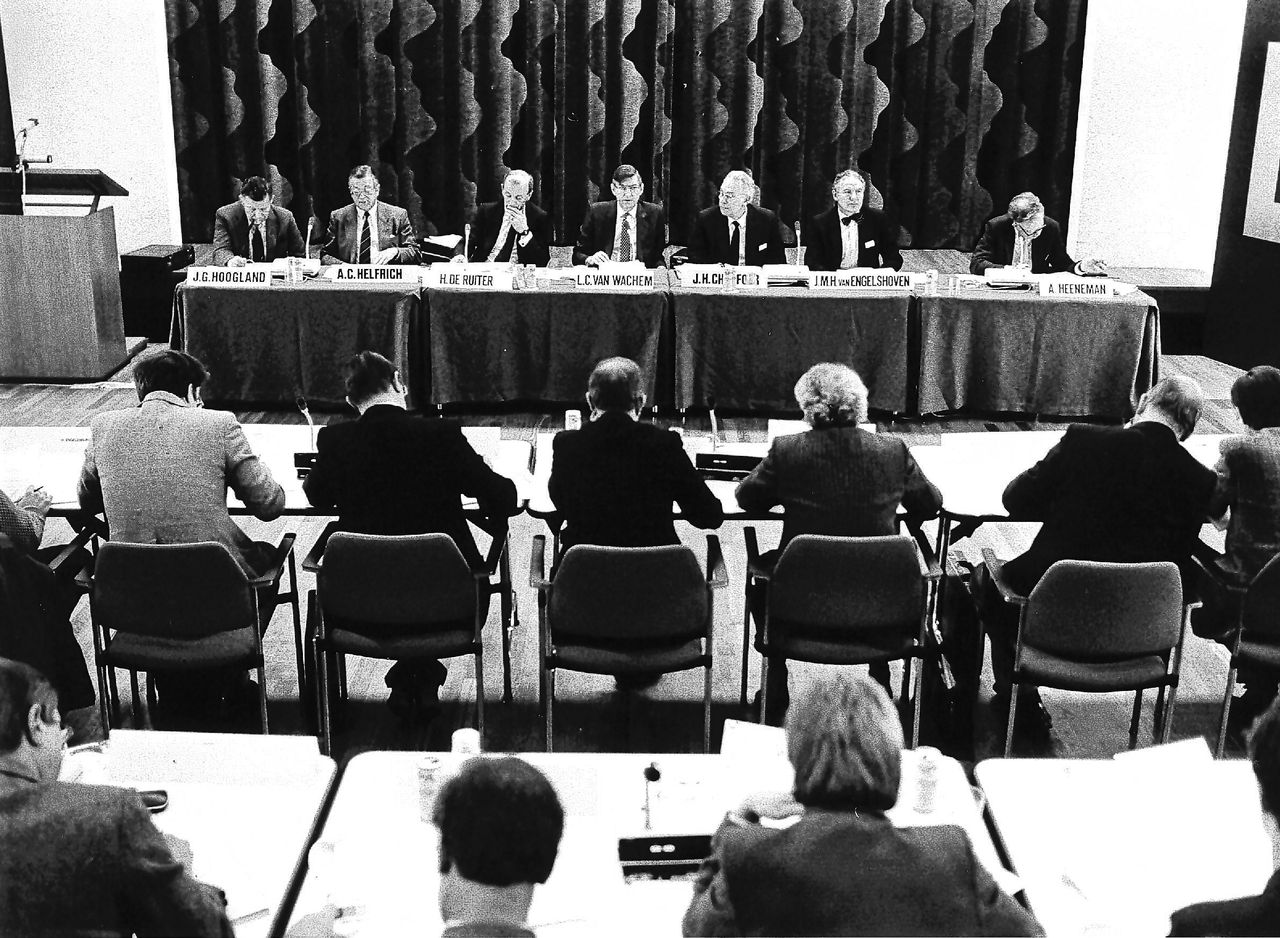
[463,223,471,261]
[297,396,316,450]
[304,218,313,260]
[708,399,719,452]
[643,762,661,830]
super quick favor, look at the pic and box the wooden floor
[0,354,1251,765]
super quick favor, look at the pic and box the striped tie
[358,211,371,264]
[619,215,632,263]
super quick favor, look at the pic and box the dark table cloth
[172,282,423,409]
[672,287,912,413]
[427,285,672,406]
[916,288,1160,419]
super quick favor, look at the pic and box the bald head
[1008,192,1042,221]
[586,357,645,414]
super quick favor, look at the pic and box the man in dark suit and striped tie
[211,175,304,267]
[572,165,667,268]
[322,165,421,265]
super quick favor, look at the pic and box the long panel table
[917,286,1160,418]
[172,281,425,409]
[283,747,1009,936]
[975,754,1273,935]
[58,729,335,938]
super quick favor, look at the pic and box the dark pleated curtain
[166,0,1087,250]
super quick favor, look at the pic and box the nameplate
[679,265,766,289]
[1038,277,1123,298]
[186,267,269,285]
[574,269,654,290]
[331,265,416,282]
[426,268,516,291]
[810,270,915,291]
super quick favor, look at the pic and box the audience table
[171,280,425,409]
[975,753,1273,935]
[671,283,912,413]
[427,278,673,407]
[58,729,335,938]
[283,746,1010,936]
[916,283,1160,419]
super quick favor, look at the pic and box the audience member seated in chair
[683,670,1042,937]
[736,362,941,717]
[0,657,233,937]
[1196,365,1280,730]
[1171,696,1280,936]
[304,350,519,717]
[979,376,1217,742]
[77,349,287,722]
[434,756,564,938]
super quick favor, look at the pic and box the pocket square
[757,243,768,251]
[864,239,876,248]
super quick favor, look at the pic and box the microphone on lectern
[304,218,314,260]
[463,223,471,261]
[643,762,661,830]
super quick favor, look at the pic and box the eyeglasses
[349,186,379,197]
[615,183,643,193]
[834,188,864,198]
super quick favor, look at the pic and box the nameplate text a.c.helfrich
[809,270,915,290]
[186,266,270,285]
[332,265,413,281]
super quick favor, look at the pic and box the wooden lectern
[0,168,135,380]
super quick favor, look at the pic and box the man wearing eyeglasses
[971,191,1107,275]
[0,658,233,937]
[458,169,553,265]
[572,165,668,268]
[804,170,903,271]
[211,175,304,267]
[686,170,788,266]
[322,165,422,265]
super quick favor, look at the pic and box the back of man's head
[1250,699,1280,823]
[343,350,398,406]
[133,350,208,401]
[0,658,57,756]
[586,357,644,413]
[1137,375,1204,439]
[433,756,564,886]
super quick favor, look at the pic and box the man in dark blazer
[459,169,553,265]
[211,175,304,267]
[984,376,1217,730]
[549,357,723,553]
[303,350,519,715]
[321,164,421,265]
[1170,697,1280,936]
[685,170,788,266]
[970,191,1107,275]
[0,658,233,937]
[804,169,903,271]
[572,164,667,267]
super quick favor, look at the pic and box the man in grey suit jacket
[211,175,304,267]
[0,658,233,937]
[322,164,421,265]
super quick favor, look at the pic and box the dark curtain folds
[167,0,1087,250]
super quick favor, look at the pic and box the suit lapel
[264,208,277,256]
[604,201,619,254]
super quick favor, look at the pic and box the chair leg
[96,663,111,734]
[910,656,924,750]
[759,656,770,725]
[257,665,269,734]
[1217,665,1238,759]
[338,654,348,701]
[107,666,121,725]
[704,662,713,754]
[501,600,514,706]
[740,592,751,708]
[129,671,142,726]
[545,668,556,752]
[1129,690,1143,750]
[318,645,332,757]
[1160,681,1179,745]
[1003,683,1020,758]
[289,552,304,694]
[145,675,157,730]
[1154,684,1168,741]
[474,648,485,744]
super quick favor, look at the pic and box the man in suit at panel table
[803,169,903,271]
[211,175,304,267]
[77,349,286,717]
[970,191,1107,276]
[0,658,233,937]
[572,164,667,268]
[686,170,788,266]
[548,356,723,554]
[321,164,422,266]
[303,351,519,716]
[980,376,1218,738]
[457,169,553,266]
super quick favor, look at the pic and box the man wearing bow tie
[460,169,553,265]
[803,170,903,272]
[211,176,304,267]
[686,170,787,266]
[572,165,668,268]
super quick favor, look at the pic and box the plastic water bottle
[924,268,938,296]
[914,746,940,814]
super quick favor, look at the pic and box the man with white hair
[971,191,1107,275]
[804,169,903,271]
[686,170,787,266]
[461,169,553,265]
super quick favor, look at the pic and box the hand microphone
[643,762,661,830]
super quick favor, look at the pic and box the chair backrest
[92,541,255,639]
[549,545,707,642]
[1243,552,1280,639]
[769,535,923,633]
[318,532,475,626]
[1023,560,1183,660]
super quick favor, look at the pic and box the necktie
[358,211,371,264]
[841,215,856,226]
[729,220,741,265]
[250,225,263,263]
[619,215,632,263]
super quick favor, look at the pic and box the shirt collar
[140,390,191,408]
